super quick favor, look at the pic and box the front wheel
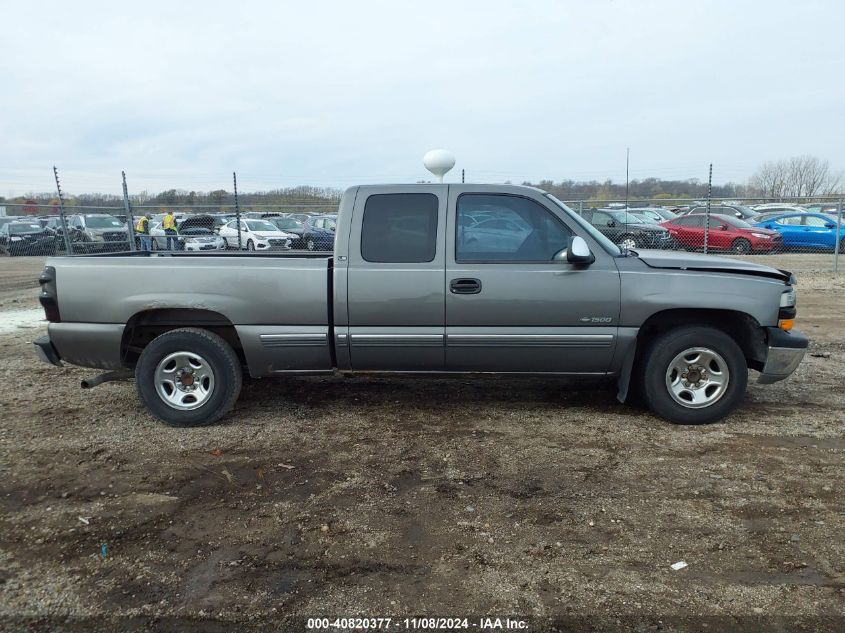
[246,239,255,251]
[731,238,752,254]
[135,328,242,427]
[617,234,638,250]
[640,326,747,425]
[306,238,316,251]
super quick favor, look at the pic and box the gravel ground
[0,256,843,632]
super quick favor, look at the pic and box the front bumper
[758,327,809,384]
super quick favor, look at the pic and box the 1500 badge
[580,316,613,323]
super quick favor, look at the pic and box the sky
[1,0,843,196]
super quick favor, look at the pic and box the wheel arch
[617,307,767,402]
[121,308,245,368]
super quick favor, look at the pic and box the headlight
[780,289,796,308]
[751,232,771,239]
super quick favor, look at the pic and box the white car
[218,219,296,250]
[148,219,227,251]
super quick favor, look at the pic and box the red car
[660,214,782,254]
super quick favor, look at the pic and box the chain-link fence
[0,203,339,257]
[564,196,844,273]
[1,196,842,273]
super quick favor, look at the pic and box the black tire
[731,238,751,254]
[246,239,255,251]
[135,328,242,427]
[306,238,316,251]
[640,326,747,425]
[151,239,158,251]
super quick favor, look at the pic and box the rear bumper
[33,335,62,366]
[757,327,808,384]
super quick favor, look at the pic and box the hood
[179,215,216,232]
[252,231,295,239]
[633,249,793,283]
[630,223,668,232]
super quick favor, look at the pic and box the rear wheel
[135,328,242,427]
[731,238,752,254]
[640,326,747,425]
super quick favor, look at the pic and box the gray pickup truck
[34,184,807,427]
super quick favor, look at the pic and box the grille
[103,232,126,241]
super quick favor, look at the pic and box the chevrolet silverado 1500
[33,184,808,427]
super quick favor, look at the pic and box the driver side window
[456,194,572,262]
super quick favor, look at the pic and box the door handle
[450,278,482,294]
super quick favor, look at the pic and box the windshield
[720,216,754,229]
[605,210,650,224]
[85,216,124,228]
[545,194,621,256]
[245,220,278,232]
[10,223,42,234]
[273,218,305,230]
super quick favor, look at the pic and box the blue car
[753,212,844,251]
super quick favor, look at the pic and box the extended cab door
[445,187,621,373]
[344,186,447,370]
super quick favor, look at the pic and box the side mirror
[825,223,835,229]
[720,225,729,231]
[607,220,616,227]
[554,236,595,265]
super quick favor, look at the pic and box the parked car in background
[661,214,781,254]
[0,221,58,255]
[580,208,674,250]
[753,210,806,224]
[628,206,677,223]
[682,204,759,221]
[176,215,227,251]
[217,219,295,250]
[803,203,840,214]
[267,216,334,250]
[67,214,130,252]
[306,214,338,232]
[753,203,807,214]
[753,212,845,251]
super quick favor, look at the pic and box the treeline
[1,186,342,210]
[522,178,745,201]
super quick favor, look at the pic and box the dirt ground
[0,256,843,632]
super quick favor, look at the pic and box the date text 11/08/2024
[305,617,529,630]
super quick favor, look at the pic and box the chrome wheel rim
[307,239,315,250]
[154,351,215,410]
[620,237,637,249]
[665,347,730,409]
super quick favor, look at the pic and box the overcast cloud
[1,0,843,196]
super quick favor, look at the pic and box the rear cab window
[361,193,439,263]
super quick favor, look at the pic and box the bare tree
[750,155,842,199]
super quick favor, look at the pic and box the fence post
[121,171,137,251]
[834,198,842,274]
[233,172,242,250]
[703,163,713,255]
[52,166,73,255]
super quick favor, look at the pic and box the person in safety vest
[162,210,178,250]
[135,213,152,251]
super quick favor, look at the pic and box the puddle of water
[0,308,47,335]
